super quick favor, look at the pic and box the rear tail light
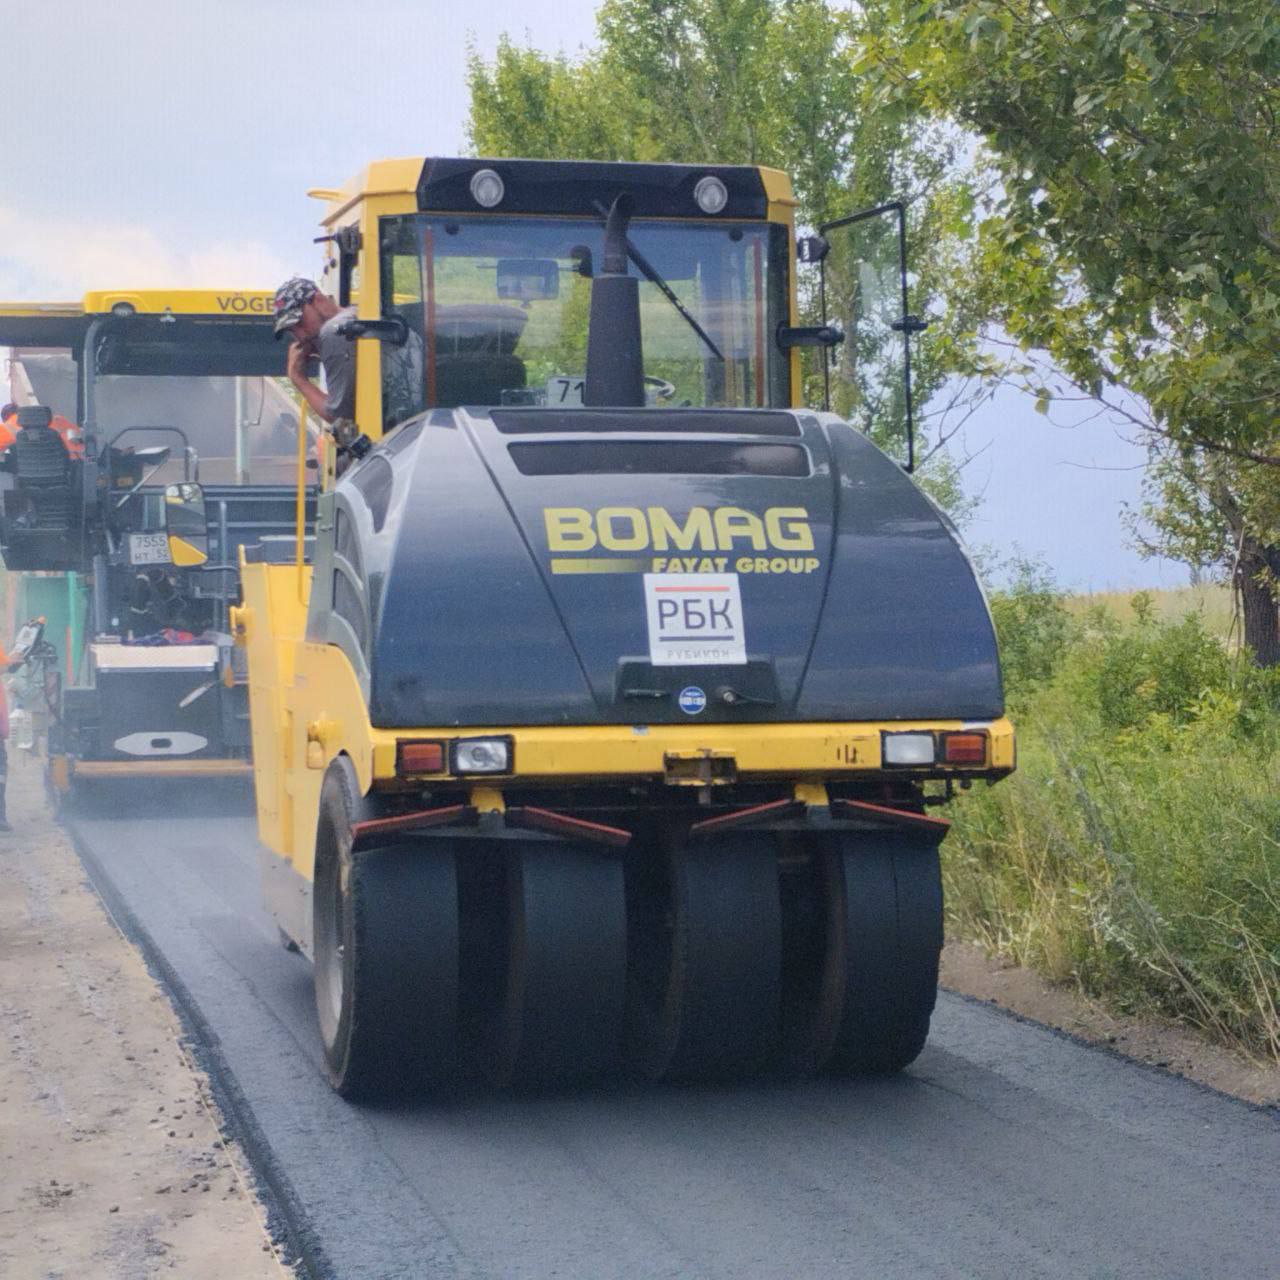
[397,739,445,774]
[942,732,987,765]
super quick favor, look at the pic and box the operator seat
[13,407,72,515]
[0,406,82,569]
[396,303,528,409]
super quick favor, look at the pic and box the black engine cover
[314,407,1003,728]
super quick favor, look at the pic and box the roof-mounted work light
[470,168,505,208]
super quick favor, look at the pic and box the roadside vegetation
[947,568,1280,1063]
[466,0,1280,1063]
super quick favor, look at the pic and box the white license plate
[129,532,171,566]
[546,375,585,406]
[644,573,747,666]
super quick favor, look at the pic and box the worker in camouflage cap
[273,277,355,427]
[273,277,320,338]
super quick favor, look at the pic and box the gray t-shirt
[381,329,426,428]
[319,306,357,421]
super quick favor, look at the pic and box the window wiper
[593,200,724,363]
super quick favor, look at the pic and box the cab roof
[314,156,795,226]
[83,289,274,317]
[0,291,276,349]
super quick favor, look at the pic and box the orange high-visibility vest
[0,411,84,458]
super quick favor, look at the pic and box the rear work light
[451,736,514,775]
[941,732,988,765]
[397,740,445,775]
[882,732,936,767]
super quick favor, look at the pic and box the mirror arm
[891,315,929,335]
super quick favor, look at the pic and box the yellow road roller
[226,158,1015,1097]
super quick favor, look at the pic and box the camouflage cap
[272,277,319,337]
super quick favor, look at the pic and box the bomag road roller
[232,157,1015,1098]
[0,291,316,803]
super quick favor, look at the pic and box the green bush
[985,556,1075,699]
[1083,610,1234,733]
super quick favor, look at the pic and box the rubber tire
[626,833,782,1081]
[313,761,459,1100]
[468,841,627,1089]
[825,830,943,1075]
[777,835,845,1078]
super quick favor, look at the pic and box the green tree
[467,38,632,162]
[1130,447,1280,664]
[984,554,1075,699]
[879,0,1280,654]
[467,0,987,519]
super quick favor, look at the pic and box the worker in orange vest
[0,645,10,832]
[0,403,85,458]
[0,403,17,452]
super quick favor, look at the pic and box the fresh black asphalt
[70,811,1280,1280]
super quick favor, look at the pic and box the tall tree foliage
[467,0,986,517]
[879,0,1280,657]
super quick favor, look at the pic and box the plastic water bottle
[10,707,34,751]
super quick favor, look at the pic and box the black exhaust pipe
[584,194,645,407]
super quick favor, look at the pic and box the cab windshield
[86,317,312,485]
[378,214,789,428]
[92,373,309,485]
[4,351,310,485]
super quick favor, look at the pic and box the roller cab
[240,158,1014,1097]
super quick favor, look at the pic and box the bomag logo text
[544,505,820,575]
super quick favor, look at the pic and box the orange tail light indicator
[396,740,446,775]
[941,732,987,765]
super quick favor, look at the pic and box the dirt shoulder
[0,753,288,1279]
[941,938,1280,1108]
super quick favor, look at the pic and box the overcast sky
[2,0,1184,591]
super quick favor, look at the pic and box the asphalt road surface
[70,809,1279,1280]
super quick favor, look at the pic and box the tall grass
[1064,583,1235,633]
[946,575,1280,1062]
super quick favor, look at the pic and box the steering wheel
[644,375,678,402]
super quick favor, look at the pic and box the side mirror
[796,235,830,264]
[496,258,560,301]
[335,315,408,347]
[164,482,209,567]
[776,323,845,351]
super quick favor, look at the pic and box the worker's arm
[287,341,335,424]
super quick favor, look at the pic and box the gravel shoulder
[941,938,1280,1108]
[0,754,288,1279]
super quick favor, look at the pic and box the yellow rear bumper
[369,717,1016,783]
